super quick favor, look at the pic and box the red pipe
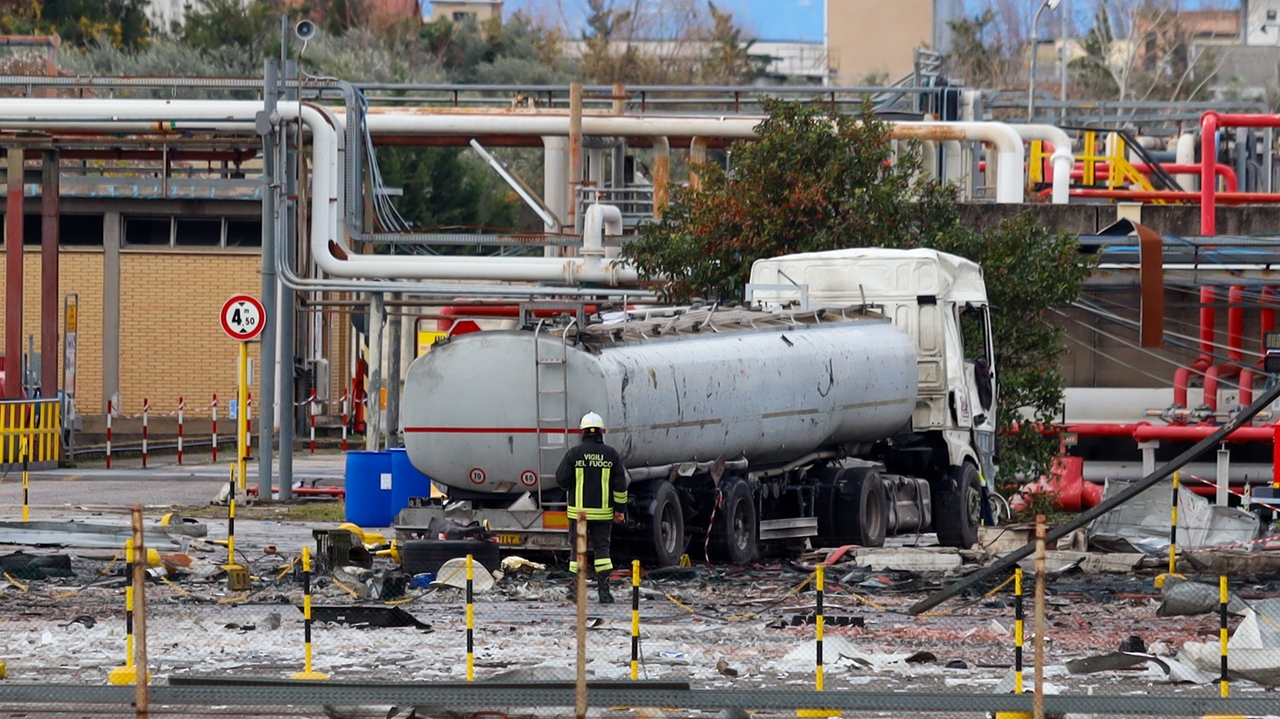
[1061,422,1151,437]
[1061,188,1280,204]
[1200,111,1280,235]
[1203,286,1245,411]
[437,304,602,333]
[1064,421,1274,443]
[1067,163,1238,192]
[1243,287,1279,406]
[1174,287,1216,408]
[1132,424,1275,443]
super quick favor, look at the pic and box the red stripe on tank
[404,426,585,434]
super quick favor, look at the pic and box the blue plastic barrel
[389,447,433,517]
[344,450,394,527]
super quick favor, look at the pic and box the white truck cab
[748,248,998,483]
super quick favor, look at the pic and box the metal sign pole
[238,340,248,491]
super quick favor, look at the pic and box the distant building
[428,0,503,24]
[146,0,193,31]
[826,0,945,85]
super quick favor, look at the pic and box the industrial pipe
[1009,124,1073,205]
[1175,132,1197,190]
[1067,163,1238,193]
[1236,287,1275,407]
[345,112,1029,204]
[1173,287,1216,409]
[1202,286,1245,412]
[1060,189,1280,204]
[1064,421,1275,444]
[1200,111,1280,235]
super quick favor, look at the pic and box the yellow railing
[0,399,61,464]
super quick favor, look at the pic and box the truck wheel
[710,478,757,564]
[649,480,686,567]
[935,463,981,549]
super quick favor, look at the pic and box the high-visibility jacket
[555,434,628,521]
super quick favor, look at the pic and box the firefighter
[555,411,628,603]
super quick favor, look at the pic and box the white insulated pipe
[0,98,640,285]
[1176,131,1198,191]
[0,99,1036,288]
[1010,124,1075,205]
[345,111,1029,204]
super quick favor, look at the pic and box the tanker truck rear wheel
[649,480,686,567]
[935,462,981,549]
[710,478,757,564]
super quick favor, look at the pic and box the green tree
[374,146,519,234]
[0,0,152,49]
[945,9,1021,90]
[179,0,278,58]
[622,99,1093,482]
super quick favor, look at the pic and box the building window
[60,215,105,246]
[124,217,172,246]
[453,11,477,22]
[124,216,260,248]
[175,218,221,246]
[225,220,262,247]
[1269,9,1277,20]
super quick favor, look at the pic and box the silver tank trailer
[402,316,917,493]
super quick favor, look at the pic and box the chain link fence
[3,498,1280,719]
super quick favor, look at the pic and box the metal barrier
[0,398,60,466]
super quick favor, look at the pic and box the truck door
[959,303,998,482]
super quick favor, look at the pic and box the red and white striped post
[246,393,253,457]
[106,400,113,470]
[340,389,349,453]
[210,394,218,463]
[176,397,185,466]
[140,399,150,469]
[309,387,318,454]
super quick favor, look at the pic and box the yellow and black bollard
[798,565,839,717]
[466,553,475,682]
[1156,473,1186,588]
[20,436,29,522]
[1015,567,1025,694]
[292,546,328,680]
[1220,575,1230,698]
[107,539,144,685]
[631,559,641,681]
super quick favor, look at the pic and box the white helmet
[579,411,605,432]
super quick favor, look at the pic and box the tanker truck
[397,247,999,565]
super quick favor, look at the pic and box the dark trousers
[568,519,613,575]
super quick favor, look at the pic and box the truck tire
[710,478,757,564]
[649,480,686,567]
[819,467,887,548]
[400,539,501,576]
[935,462,981,549]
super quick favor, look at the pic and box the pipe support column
[6,148,23,399]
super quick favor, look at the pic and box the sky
[491,0,1234,44]
[498,0,826,42]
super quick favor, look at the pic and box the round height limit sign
[221,294,266,341]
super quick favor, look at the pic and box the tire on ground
[829,467,887,548]
[400,538,501,576]
[934,462,982,549]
